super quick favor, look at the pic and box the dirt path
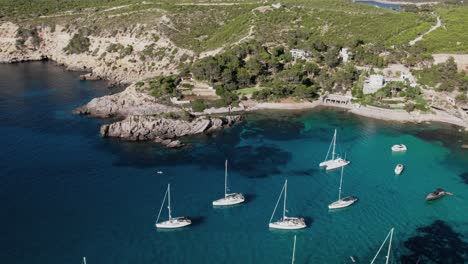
[409,14,441,46]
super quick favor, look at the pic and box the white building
[272,3,282,9]
[339,48,352,63]
[290,49,311,59]
[363,74,385,94]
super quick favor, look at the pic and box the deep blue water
[0,62,467,263]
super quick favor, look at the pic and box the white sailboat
[269,180,306,230]
[82,257,87,264]
[291,235,297,264]
[319,129,350,171]
[370,228,395,264]
[212,160,245,206]
[155,184,191,229]
[328,166,358,209]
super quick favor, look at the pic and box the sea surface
[355,1,401,11]
[0,61,467,264]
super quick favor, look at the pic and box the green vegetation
[63,30,90,54]
[106,43,133,58]
[191,99,207,112]
[236,87,265,96]
[15,26,40,48]
[416,7,468,53]
[3,0,466,54]
[414,57,468,92]
[145,75,181,98]
[160,111,193,122]
[354,79,429,111]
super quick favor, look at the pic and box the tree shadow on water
[400,220,468,264]
[459,172,468,185]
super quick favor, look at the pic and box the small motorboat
[394,164,404,175]
[426,188,453,201]
[391,144,407,152]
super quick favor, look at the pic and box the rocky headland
[73,83,241,147]
[73,84,180,118]
[100,114,241,148]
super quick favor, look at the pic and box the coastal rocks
[79,73,101,81]
[100,115,241,142]
[73,84,180,117]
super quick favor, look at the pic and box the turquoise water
[0,62,467,263]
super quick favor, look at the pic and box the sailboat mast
[167,184,172,220]
[370,228,394,264]
[385,228,394,264]
[338,167,344,200]
[291,235,296,264]
[283,180,287,220]
[332,129,337,160]
[224,160,228,197]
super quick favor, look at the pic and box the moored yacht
[391,144,407,152]
[319,129,350,171]
[155,184,191,229]
[269,180,306,230]
[328,166,358,209]
[213,160,245,206]
[426,188,453,201]
[394,164,404,175]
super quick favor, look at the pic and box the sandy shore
[248,100,468,129]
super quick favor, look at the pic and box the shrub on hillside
[64,32,90,54]
[191,99,207,112]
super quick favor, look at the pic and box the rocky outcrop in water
[100,115,241,144]
[73,84,180,118]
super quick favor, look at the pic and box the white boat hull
[269,217,307,230]
[391,144,407,152]
[328,197,358,209]
[394,164,404,175]
[156,217,192,229]
[320,158,350,171]
[213,193,245,206]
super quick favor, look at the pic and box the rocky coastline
[73,83,466,147]
[0,22,193,85]
[73,83,242,147]
[73,84,180,118]
[100,115,241,147]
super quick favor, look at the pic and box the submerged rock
[100,115,241,142]
[400,220,468,263]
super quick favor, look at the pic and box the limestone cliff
[0,22,193,84]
